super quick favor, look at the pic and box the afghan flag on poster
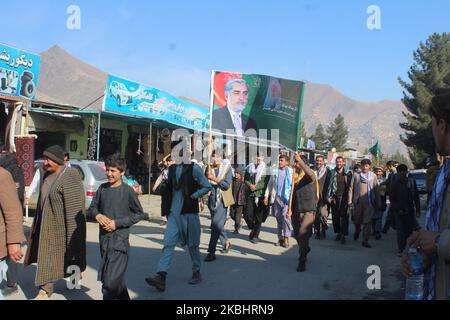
[209,71,305,150]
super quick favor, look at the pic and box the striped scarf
[424,160,450,299]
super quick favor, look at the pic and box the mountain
[36,45,107,110]
[36,46,407,155]
[301,81,407,155]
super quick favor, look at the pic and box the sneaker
[221,241,232,254]
[362,242,372,248]
[1,285,18,297]
[33,289,51,300]
[145,273,166,292]
[204,253,216,262]
[188,271,202,285]
[250,237,259,244]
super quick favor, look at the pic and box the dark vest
[293,174,318,214]
[162,163,200,215]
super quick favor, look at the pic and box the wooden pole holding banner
[207,70,216,175]
[148,121,153,195]
[295,82,306,151]
[96,112,101,162]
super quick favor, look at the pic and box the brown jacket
[348,171,380,208]
[0,167,25,260]
[24,167,86,286]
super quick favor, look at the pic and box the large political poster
[210,71,305,150]
[0,43,41,100]
[103,74,210,132]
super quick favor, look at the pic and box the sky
[1,0,449,104]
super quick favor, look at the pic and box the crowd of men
[0,89,449,300]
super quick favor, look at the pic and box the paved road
[3,195,418,300]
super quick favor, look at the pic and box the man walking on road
[290,153,319,272]
[244,153,270,244]
[264,154,294,248]
[382,160,398,234]
[25,145,86,299]
[348,159,380,248]
[313,155,332,240]
[145,139,211,292]
[204,151,233,262]
[390,164,420,255]
[329,156,352,244]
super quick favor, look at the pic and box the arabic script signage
[0,43,41,100]
[103,74,210,131]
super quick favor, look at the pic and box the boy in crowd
[88,157,148,300]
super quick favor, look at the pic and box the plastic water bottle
[405,247,424,300]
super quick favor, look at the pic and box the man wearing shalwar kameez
[204,152,233,262]
[264,154,294,248]
[145,140,212,292]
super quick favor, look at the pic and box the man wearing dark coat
[25,145,86,299]
[212,79,257,137]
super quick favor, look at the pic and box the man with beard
[328,156,352,244]
[348,159,380,248]
[24,145,86,299]
[212,79,257,136]
[313,155,332,240]
[244,153,270,244]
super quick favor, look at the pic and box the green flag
[369,140,380,159]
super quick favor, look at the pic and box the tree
[327,114,349,151]
[310,123,328,151]
[375,150,410,168]
[399,32,450,167]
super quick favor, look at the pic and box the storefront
[27,103,185,194]
[0,43,41,185]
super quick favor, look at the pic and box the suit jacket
[212,106,257,135]
[0,168,25,260]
